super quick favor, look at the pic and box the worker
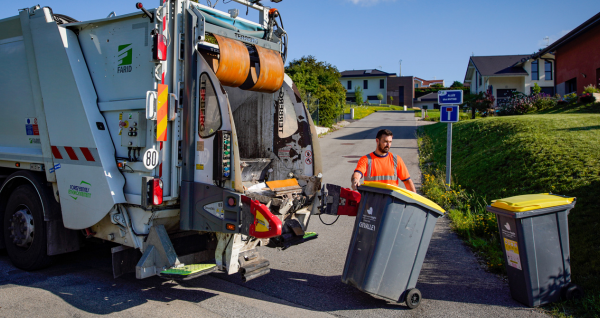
[351,129,416,192]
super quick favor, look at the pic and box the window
[198,73,222,138]
[531,60,539,80]
[363,80,368,89]
[347,80,352,90]
[414,83,418,88]
[380,79,384,89]
[479,73,482,86]
[565,77,577,94]
[545,61,552,80]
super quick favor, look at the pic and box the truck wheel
[405,288,422,309]
[3,185,53,270]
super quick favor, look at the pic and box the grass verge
[415,109,477,121]
[344,104,409,120]
[418,113,600,317]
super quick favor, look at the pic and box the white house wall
[523,57,555,94]
[342,76,387,103]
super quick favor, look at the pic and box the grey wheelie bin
[486,193,583,307]
[341,182,445,309]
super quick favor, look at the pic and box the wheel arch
[0,170,79,255]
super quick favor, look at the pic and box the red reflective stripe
[64,147,78,160]
[80,147,95,162]
[51,146,63,159]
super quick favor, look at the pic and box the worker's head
[375,129,393,153]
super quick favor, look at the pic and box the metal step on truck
[0,0,333,281]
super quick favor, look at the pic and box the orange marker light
[226,223,235,231]
[15,163,20,167]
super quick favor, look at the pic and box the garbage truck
[0,0,326,281]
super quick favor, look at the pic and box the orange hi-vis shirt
[354,152,410,186]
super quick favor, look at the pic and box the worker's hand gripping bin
[341,182,445,309]
[486,194,583,307]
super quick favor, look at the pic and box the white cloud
[538,30,571,48]
[346,0,396,6]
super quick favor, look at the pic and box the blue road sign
[438,90,463,105]
[440,106,459,123]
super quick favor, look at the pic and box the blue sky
[4,0,600,84]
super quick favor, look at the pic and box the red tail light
[151,178,163,205]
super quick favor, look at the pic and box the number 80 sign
[143,149,159,170]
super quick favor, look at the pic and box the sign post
[438,90,463,187]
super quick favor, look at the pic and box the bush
[498,92,534,115]
[564,92,578,103]
[499,92,559,115]
[531,93,558,111]
[583,84,600,94]
[579,93,596,104]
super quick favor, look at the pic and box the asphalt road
[0,111,546,317]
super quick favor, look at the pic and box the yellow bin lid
[491,193,575,212]
[363,182,445,214]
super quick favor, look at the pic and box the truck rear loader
[0,0,326,281]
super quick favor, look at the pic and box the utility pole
[399,59,402,77]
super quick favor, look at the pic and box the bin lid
[491,193,575,212]
[362,182,445,214]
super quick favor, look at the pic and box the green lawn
[414,108,477,121]
[344,104,409,120]
[418,106,600,317]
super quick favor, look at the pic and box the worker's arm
[352,157,368,191]
[351,171,362,191]
[403,179,416,193]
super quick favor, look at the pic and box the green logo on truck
[117,44,132,73]
[68,180,92,200]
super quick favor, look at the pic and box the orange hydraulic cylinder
[213,34,250,87]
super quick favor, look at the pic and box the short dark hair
[376,129,393,139]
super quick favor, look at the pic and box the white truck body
[0,0,323,280]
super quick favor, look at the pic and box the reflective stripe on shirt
[364,153,398,181]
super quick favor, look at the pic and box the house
[387,76,445,107]
[531,12,600,95]
[413,92,439,110]
[387,76,415,107]
[340,69,446,107]
[340,69,395,103]
[414,77,445,88]
[464,54,555,105]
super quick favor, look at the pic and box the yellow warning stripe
[156,84,168,141]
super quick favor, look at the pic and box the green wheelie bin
[486,193,583,307]
[341,182,445,309]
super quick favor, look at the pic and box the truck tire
[3,184,54,270]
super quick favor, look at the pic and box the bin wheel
[405,288,422,309]
[562,283,584,300]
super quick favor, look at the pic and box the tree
[390,96,394,105]
[431,83,444,88]
[285,56,346,126]
[532,83,541,95]
[465,88,495,119]
[354,86,364,106]
[451,81,464,88]
[377,93,383,105]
